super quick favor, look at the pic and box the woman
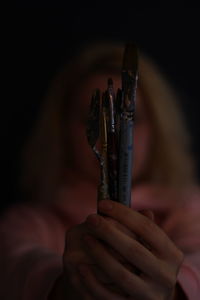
[0,42,199,299]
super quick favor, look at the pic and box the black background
[2,2,200,210]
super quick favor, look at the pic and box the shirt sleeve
[162,195,200,300]
[0,203,68,300]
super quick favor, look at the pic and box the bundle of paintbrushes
[86,44,138,207]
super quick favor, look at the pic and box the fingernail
[78,264,89,277]
[98,200,113,211]
[83,234,96,246]
[86,214,100,226]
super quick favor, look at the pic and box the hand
[62,209,137,299]
[78,200,184,300]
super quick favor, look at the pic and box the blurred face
[67,73,152,185]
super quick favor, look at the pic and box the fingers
[90,264,113,284]
[138,210,154,251]
[104,216,137,239]
[78,264,126,300]
[64,271,94,300]
[82,235,151,299]
[84,216,167,281]
[139,210,154,221]
[97,200,178,259]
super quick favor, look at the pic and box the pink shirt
[0,183,200,299]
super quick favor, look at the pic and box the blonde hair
[21,42,196,202]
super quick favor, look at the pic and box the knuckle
[124,209,133,221]
[106,217,136,238]
[162,271,176,290]
[140,216,155,235]
[169,247,184,270]
[113,268,125,282]
[158,262,177,290]
[117,269,132,286]
[101,218,113,234]
[166,276,176,290]
[104,216,118,227]
[126,242,142,261]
